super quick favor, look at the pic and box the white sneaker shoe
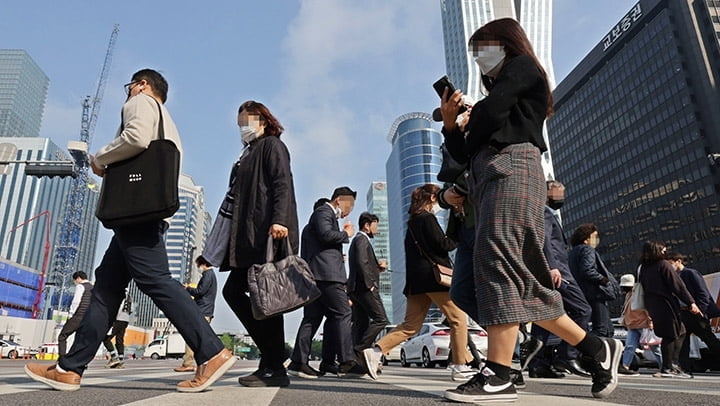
[362,348,383,380]
[450,363,477,382]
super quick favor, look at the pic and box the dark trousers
[102,320,129,355]
[223,267,286,370]
[292,281,354,364]
[680,311,720,371]
[661,333,685,371]
[449,225,478,323]
[57,312,85,357]
[530,273,592,367]
[350,288,389,351]
[59,221,224,375]
[589,300,613,338]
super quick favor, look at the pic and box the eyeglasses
[123,81,139,95]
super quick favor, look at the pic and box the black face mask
[548,199,564,210]
[366,231,374,238]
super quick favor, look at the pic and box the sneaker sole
[592,338,623,399]
[444,390,518,403]
[176,355,237,393]
[362,349,378,380]
[238,376,290,387]
[288,370,320,379]
[24,365,80,391]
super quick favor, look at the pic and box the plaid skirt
[469,143,564,326]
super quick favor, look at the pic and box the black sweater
[444,55,548,162]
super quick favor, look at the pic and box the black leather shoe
[238,368,290,387]
[319,361,340,376]
[528,365,565,379]
[338,361,366,378]
[554,358,592,378]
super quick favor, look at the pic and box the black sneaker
[287,361,324,379]
[238,368,290,387]
[618,365,639,376]
[338,361,366,378]
[588,338,623,399]
[319,361,340,376]
[519,336,543,371]
[444,369,517,403]
[510,368,525,389]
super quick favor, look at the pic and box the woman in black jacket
[363,184,474,381]
[198,100,298,388]
[638,241,700,377]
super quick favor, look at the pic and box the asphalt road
[1,358,719,405]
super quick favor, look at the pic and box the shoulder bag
[408,225,453,287]
[630,265,645,310]
[247,236,321,320]
[95,100,180,228]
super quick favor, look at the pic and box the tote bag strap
[262,235,293,264]
[408,224,440,266]
[119,98,166,140]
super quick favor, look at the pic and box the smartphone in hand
[433,75,466,114]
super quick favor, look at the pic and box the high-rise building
[385,113,446,323]
[439,0,556,177]
[365,181,393,323]
[130,174,211,328]
[548,0,720,284]
[0,50,49,138]
[0,137,100,314]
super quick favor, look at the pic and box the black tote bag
[95,100,180,228]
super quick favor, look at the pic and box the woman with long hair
[439,18,624,402]
[198,100,298,388]
[362,184,475,382]
[638,241,700,378]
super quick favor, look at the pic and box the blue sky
[2,0,639,341]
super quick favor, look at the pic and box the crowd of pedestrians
[22,15,720,405]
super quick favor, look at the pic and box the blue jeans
[60,221,224,375]
[449,225,478,323]
[622,328,663,368]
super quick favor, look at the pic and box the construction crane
[48,24,119,316]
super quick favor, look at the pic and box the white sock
[56,365,68,373]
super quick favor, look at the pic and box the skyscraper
[130,174,211,328]
[365,181,393,323]
[0,50,49,138]
[385,113,446,323]
[548,0,720,282]
[439,0,556,177]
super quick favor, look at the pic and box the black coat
[640,260,695,339]
[680,267,720,319]
[302,204,349,283]
[543,207,574,282]
[403,211,456,295]
[568,244,618,302]
[226,136,299,270]
[348,233,381,293]
[186,269,217,317]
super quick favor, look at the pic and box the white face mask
[239,126,260,144]
[474,45,506,75]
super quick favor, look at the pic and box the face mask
[589,236,600,249]
[474,46,506,75]
[334,206,342,219]
[548,199,564,210]
[240,126,260,144]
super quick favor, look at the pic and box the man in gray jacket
[25,69,234,393]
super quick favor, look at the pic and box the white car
[376,325,403,365]
[400,322,488,368]
[0,339,28,359]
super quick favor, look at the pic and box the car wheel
[8,350,17,359]
[400,349,410,367]
[150,352,159,360]
[421,347,436,368]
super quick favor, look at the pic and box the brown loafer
[176,348,235,393]
[174,365,196,373]
[25,363,81,391]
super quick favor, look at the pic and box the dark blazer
[543,207,572,277]
[226,136,299,270]
[640,260,695,339]
[302,203,349,283]
[569,244,618,301]
[680,267,720,318]
[443,55,548,163]
[348,233,381,293]
[186,269,217,317]
[404,211,456,295]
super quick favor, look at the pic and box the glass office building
[0,50,49,138]
[365,181,394,323]
[385,113,446,323]
[548,0,720,284]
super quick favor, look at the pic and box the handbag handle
[120,98,166,140]
[264,234,293,263]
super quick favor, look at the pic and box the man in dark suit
[666,252,720,373]
[289,187,366,378]
[529,180,593,378]
[348,212,389,352]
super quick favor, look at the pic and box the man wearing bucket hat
[618,274,661,375]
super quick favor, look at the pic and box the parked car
[400,322,488,368]
[0,339,29,359]
[376,325,403,365]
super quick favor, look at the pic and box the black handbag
[247,236,321,320]
[95,100,180,228]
